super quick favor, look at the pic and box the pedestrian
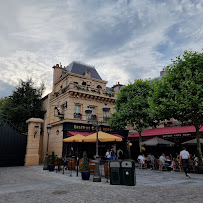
[110,147,115,160]
[117,148,123,159]
[180,147,191,178]
[105,149,111,160]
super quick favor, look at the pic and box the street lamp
[43,124,52,170]
[85,104,110,182]
[34,124,39,138]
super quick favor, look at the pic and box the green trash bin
[110,160,122,185]
[121,160,136,186]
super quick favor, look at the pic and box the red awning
[67,131,92,137]
[128,126,203,138]
[110,134,124,138]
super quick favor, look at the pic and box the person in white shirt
[180,147,191,178]
[138,154,145,164]
[105,149,111,160]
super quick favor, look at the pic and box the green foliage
[49,151,56,165]
[81,151,90,171]
[109,79,158,130]
[109,79,158,151]
[0,78,45,132]
[150,50,203,164]
[0,97,8,119]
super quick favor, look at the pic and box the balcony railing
[50,83,115,100]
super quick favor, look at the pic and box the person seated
[159,153,170,169]
[147,153,154,169]
[175,154,182,171]
[138,154,146,169]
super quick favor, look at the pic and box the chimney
[160,68,166,77]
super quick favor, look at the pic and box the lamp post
[85,104,110,182]
[34,124,39,138]
[43,124,52,170]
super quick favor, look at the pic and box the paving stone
[0,165,202,202]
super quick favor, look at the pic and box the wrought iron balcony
[74,113,82,120]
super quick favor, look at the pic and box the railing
[50,83,115,100]
[74,113,82,120]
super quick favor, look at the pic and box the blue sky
[0,0,203,97]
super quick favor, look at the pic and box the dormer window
[82,81,86,86]
[85,70,91,77]
[96,85,102,89]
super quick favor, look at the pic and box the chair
[158,160,166,171]
[176,161,182,172]
[138,159,146,169]
[188,159,195,173]
[152,158,158,170]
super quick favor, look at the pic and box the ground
[0,165,203,203]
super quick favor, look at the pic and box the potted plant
[81,151,90,180]
[48,151,56,171]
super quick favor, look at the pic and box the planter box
[81,171,90,180]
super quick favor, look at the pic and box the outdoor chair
[176,162,182,172]
[188,159,195,173]
[138,159,146,169]
[158,160,167,171]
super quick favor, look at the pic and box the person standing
[105,149,111,160]
[110,147,115,160]
[117,148,123,159]
[180,147,191,178]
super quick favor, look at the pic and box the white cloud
[0,0,202,97]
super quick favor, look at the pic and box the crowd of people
[105,147,123,160]
[137,147,200,178]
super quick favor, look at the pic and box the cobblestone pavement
[0,165,203,203]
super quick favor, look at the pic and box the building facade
[41,61,123,161]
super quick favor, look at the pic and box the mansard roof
[64,61,102,80]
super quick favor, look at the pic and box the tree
[0,97,8,118]
[109,79,157,152]
[150,50,203,165]
[1,78,45,132]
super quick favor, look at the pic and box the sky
[0,0,203,98]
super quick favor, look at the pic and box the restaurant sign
[162,133,192,138]
[73,124,112,132]
[63,122,112,132]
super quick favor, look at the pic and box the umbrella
[63,134,86,142]
[83,131,122,142]
[181,138,203,145]
[140,136,175,146]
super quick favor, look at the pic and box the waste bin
[109,160,122,185]
[121,160,136,186]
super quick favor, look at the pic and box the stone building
[40,61,123,161]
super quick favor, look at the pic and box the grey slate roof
[106,87,114,92]
[64,61,102,80]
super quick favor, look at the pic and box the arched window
[97,85,102,89]
[82,81,86,86]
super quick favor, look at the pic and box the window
[82,81,86,86]
[97,85,102,89]
[75,105,81,113]
[85,70,91,77]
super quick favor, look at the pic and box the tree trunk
[138,131,142,153]
[195,125,203,166]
